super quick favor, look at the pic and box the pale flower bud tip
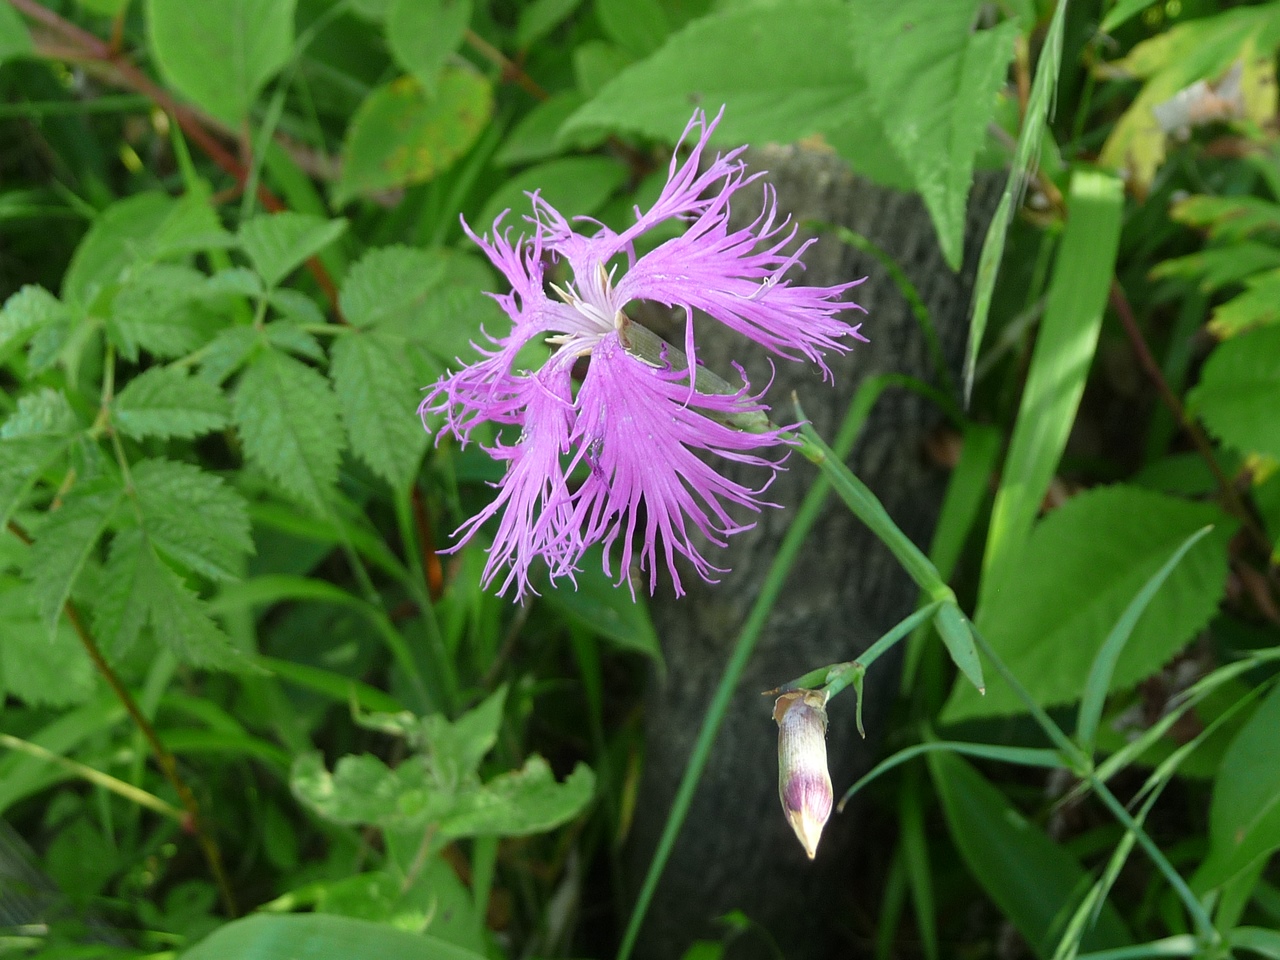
[775,690,833,860]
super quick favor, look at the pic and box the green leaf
[0,285,67,359]
[181,913,487,960]
[1101,0,1158,33]
[0,2,33,63]
[596,0,669,56]
[0,586,96,708]
[476,156,626,236]
[330,331,429,490]
[1188,325,1280,460]
[494,91,589,166]
[387,0,472,95]
[339,245,448,329]
[239,212,348,289]
[234,347,343,510]
[541,546,663,660]
[1206,270,1280,336]
[334,70,494,207]
[439,758,595,838]
[928,751,1132,958]
[26,480,125,634]
[63,192,173,306]
[292,751,446,829]
[109,264,224,361]
[113,366,230,440]
[1195,684,1280,890]
[1151,243,1280,294]
[516,0,583,48]
[856,0,1018,269]
[964,0,1065,400]
[944,486,1234,722]
[131,459,252,581]
[421,686,507,781]
[573,40,634,96]
[561,3,913,188]
[147,0,295,124]
[0,390,78,529]
[981,171,1125,598]
[1076,526,1215,756]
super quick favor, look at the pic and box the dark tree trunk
[626,147,1000,959]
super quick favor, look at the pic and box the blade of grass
[979,169,1124,606]
[964,0,1068,401]
[1076,525,1214,756]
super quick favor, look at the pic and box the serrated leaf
[0,585,95,708]
[0,2,33,64]
[0,391,78,527]
[1171,195,1280,242]
[330,332,428,490]
[238,212,348,289]
[147,0,295,124]
[1207,269,1280,336]
[93,530,152,658]
[856,0,1018,269]
[25,481,125,635]
[234,348,343,510]
[387,0,471,95]
[198,326,261,385]
[1151,243,1280,293]
[1188,324,1280,460]
[335,70,494,207]
[109,264,223,361]
[945,486,1235,722]
[928,751,1131,958]
[440,758,594,838]
[0,285,67,359]
[113,367,230,440]
[339,246,448,329]
[131,459,252,581]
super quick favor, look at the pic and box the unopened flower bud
[774,689,833,860]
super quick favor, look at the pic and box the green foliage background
[1,0,1279,958]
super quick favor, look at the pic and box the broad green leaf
[0,586,96,707]
[981,171,1124,598]
[928,751,1131,958]
[292,751,448,829]
[420,686,507,783]
[494,91,589,166]
[516,0,583,47]
[239,212,348,289]
[109,264,224,361]
[0,285,66,359]
[131,459,252,581]
[945,486,1234,722]
[0,2,33,63]
[234,348,343,510]
[964,0,1065,400]
[1076,526,1214,756]
[1188,324,1280,460]
[113,366,230,440]
[26,480,125,634]
[387,0,471,95]
[439,758,595,838]
[1101,0,1158,33]
[147,0,295,124]
[308,863,483,952]
[542,545,662,660]
[330,331,429,490]
[596,0,669,56]
[1195,684,1280,890]
[1230,927,1280,959]
[348,0,393,19]
[573,40,634,96]
[1171,195,1280,243]
[856,0,1018,269]
[334,70,494,207]
[181,913,487,960]
[476,156,627,235]
[339,245,448,329]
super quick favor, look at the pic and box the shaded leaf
[0,285,67,359]
[0,584,96,707]
[113,367,230,440]
[335,70,494,207]
[439,757,595,838]
[147,0,295,124]
[1188,324,1280,460]
[239,212,348,289]
[131,459,252,581]
[180,913,486,960]
[387,0,471,95]
[476,156,626,235]
[0,2,33,63]
[234,348,343,510]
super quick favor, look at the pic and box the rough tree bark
[626,147,1000,959]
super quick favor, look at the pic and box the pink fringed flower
[422,108,866,599]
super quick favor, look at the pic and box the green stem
[617,375,899,960]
